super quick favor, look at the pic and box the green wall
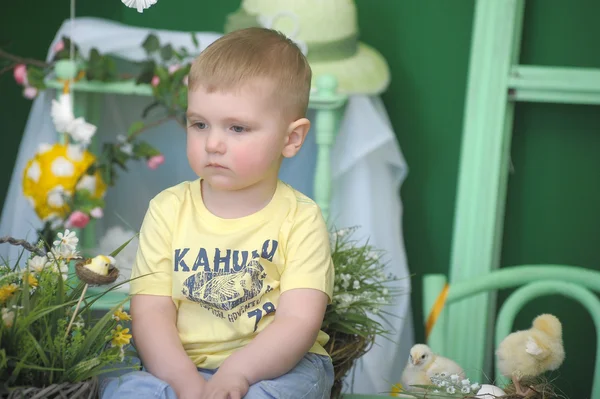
[1,1,599,397]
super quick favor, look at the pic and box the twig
[65,283,88,339]
[0,236,45,256]
[0,48,50,68]
[129,115,186,140]
[0,63,16,76]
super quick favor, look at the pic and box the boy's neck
[201,178,278,219]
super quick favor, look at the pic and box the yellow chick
[400,344,465,392]
[83,255,116,276]
[496,313,565,396]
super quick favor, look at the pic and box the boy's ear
[282,118,310,158]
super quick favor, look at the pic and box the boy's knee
[100,370,177,399]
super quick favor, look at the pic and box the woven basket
[75,260,119,285]
[2,377,98,399]
[323,330,375,399]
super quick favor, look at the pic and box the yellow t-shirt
[129,179,335,369]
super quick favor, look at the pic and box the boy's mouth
[206,163,227,169]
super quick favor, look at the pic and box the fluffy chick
[401,344,465,392]
[496,313,565,396]
[84,255,116,276]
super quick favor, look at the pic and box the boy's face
[186,79,305,192]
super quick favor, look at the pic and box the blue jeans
[100,353,334,398]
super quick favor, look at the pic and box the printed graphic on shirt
[176,239,278,324]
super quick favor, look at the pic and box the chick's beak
[412,358,419,366]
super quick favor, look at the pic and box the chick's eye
[421,355,426,359]
[231,125,245,133]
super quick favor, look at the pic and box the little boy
[101,27,335,399]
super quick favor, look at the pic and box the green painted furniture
[424,266,600,396]
[424,0,600,395]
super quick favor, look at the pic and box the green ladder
[424,0,600,386]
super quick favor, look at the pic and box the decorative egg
[476,384,506,398]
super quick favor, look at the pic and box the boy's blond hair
[189,27,312,120]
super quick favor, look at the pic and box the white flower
[47,185,69,208]
[27,161,41,182]
[67,117,97,145]
[90,207,104,219]
[461,378,471,386]
[471,383,481,391]
[51,156,75,177]
[67,144,84,161]
[51,94,74,132]
[120,142,133,156]
[446,386,456,394]
[76,174,97,194]
[382,288,389,295]
[1,308,15,328]
[461,386,471,394]
[450,374,460,382]
[352,280,360,290]
[37,143,52,154]
[121,0,157,13]
[27,255,49,272]
[54,229,78,250]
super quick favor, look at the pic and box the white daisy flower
[54,229,78,250]
[27,255,49,273]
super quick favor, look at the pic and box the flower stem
[65,283,88,339]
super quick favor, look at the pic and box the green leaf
[109,234,138,258]
[191,32,199,48]
[155,65,169,82]
[142,33,160,54]
[136,60,156,85]
[127,121,145,137]
[160,44,174,61]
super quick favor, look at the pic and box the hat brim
[309,42,390,96]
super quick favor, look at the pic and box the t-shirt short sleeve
[280,204,334,302]
[129,194,175,296]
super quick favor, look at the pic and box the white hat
[225,0,391,96]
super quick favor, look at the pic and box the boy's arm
[215,287,328,384]
[131,294,206,398]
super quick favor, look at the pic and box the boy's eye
[231,125,246,133]
[193,122,207,130]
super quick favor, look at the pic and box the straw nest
[499,376,568,399]
[323,330,375,399]
[75,259,119,285]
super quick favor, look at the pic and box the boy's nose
[205,131,226,154]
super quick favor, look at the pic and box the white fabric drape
[0,17,413,395]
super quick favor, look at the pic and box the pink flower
[66,210,90,229]
[23,86,37,99]
[151,75,160,87]
[90,207,104,219]
[13,64,27,85]
[147,154,165,170]
[168,64,181,74]
[53,40,65,53]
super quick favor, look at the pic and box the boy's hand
[202,370,249,399]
